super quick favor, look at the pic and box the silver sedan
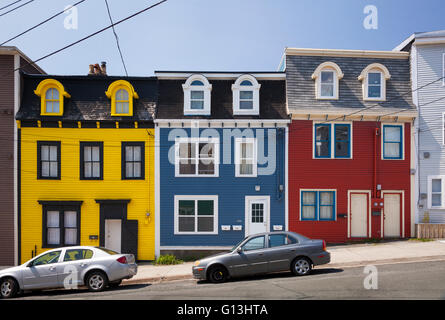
[193,231,330,283]
[0,246,137,299]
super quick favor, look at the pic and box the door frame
[244,196,270,237]
[381,190,404,238]
[347,190,371,238]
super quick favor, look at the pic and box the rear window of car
[96,247,119,255]
[269,234,298,247]
[64,249,93,262]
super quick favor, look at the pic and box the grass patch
[154,254,184,265]
[408,238,435,242]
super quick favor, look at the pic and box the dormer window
[183,75,212,115]
[311,62,344,100]
[358,63,391,101]
[34,79,71,116]
[105,80,139,116]
[232,75,260,115]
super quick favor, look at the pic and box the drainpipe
[374,127,380,198]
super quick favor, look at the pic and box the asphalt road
[10,260,445,300]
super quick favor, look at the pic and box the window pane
[42,162,50,177]
[302,206,315,219]
[133,163,141,177]
[240,80,252,86]
[191,90,204,99]
[65,229,77,245]
[33,251,61,266]
[198,160,214,175]
[197,217,213,232]
[335,141,349,157]
[385,127,401,142]
[84,147,91,161]
[49,162,58,177]
[46,101,53,113]
[191,100,204,109]
[432,194,442,207]
[240,91,253,99]
[316,141,330,157]
[47,228,60,245]
[240,100,254,109]
[126,146,134,161]
[316,125,330,141]
[121,102,129,114]
[241,142,253,158]
[179,159,196,174]
[52,101,60,113]
[369,73,381,85]
[199,143,213,158]
[133,146,141,161]
[41,146,49,161]
[49,145,57,161]
[320,192,334,205]
[92,163,100,177]
[240,160,253,175]
[320,206,333,219]
[198,200,214,216]
[126,163,134,177]
[243,236,265,251]
[302,192,316,205]
[191,80,204,86]
[384,142,400,158]
[91,147,100,161]
[116,89,129,100]
[432,179,442,193]
[178,217,195,232]
[47,211,59,227]
[321,71,334,83]
[84,162,91,177]
[64,211,77,228]
[368,85,381,98]
[320,84,334,97]
[179,200,195,215]
[179,143,195,159]
[251,203,264,223]
[269,234,287,247]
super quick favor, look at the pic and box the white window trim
[312,121,353,159]
[427,176,445,210]
[232,74,261,115]
[299,189,337,221]
[312,62,344,100]
[381,123,405,160]
[182,74,212,116]
[358,63,391,102]
[235,137,258,177]
[174,195,219,235]
[175,137,219,177]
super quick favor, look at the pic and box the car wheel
[291,257,312,276]
[208,266,228,284]
[86,271,108,292]
[0,278,18,299]
[109,280,122,288]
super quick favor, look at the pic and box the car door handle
[49,266,56,271]
[80,263,88,267]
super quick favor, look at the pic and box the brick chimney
[88,62,107,76]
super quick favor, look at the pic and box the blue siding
[159,127,286,246]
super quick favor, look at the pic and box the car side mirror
[236,247,243,254]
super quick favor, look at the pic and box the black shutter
[121,219,138,260]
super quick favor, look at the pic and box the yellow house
[16,74,157,263]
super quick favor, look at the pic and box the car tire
[0,278,18,299]
[208,266,228,284]
[109,280,122,288]
[291,257,312,276]
[86,271,109,292]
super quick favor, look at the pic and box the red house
[281,48,416,242]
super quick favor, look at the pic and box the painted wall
[159,127,286,247]
[415,44,445,223]
[20,127,155,263]
[288,120,412,242]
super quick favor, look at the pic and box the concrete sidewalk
[124,239,445,284]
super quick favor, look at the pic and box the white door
[246,197,269,236]
[384,194,401,238]
[105,219,122,253]
[350,193,368,237]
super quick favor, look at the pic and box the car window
[242,236,266,251]
[63,249,94,262]
[269,234,298,248]
[31,251,61,266]
[96,247,118,255]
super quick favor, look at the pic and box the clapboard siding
[416,44,445,223]
[0,55,15,265]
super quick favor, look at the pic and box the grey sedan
[0,246,137,299]
[193,231,330,283]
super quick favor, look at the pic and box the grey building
[395,31,445,232]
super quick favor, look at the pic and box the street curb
[123,255,445,285]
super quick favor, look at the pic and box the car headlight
[194,260,201,267]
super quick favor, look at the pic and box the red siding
[288,120,411,243]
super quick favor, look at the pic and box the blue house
[154,71,289,257]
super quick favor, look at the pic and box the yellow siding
[20,127,155,263]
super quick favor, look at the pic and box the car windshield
[231,237,248,251]
[96,247,119,255]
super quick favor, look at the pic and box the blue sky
[1,0,444,76]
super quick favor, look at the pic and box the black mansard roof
[16,73,157,122]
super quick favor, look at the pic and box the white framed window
[235,137,257,177]
[428,176,445,209]
[174,195,218,235]
[311,62,344,100]
[381,123,404,160]
[358,63,391,101]
[232,75,260,115]
[175,137,219,177]
[182,74,212,115]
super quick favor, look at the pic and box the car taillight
[117,256,127,264]
[322,240,327,251]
